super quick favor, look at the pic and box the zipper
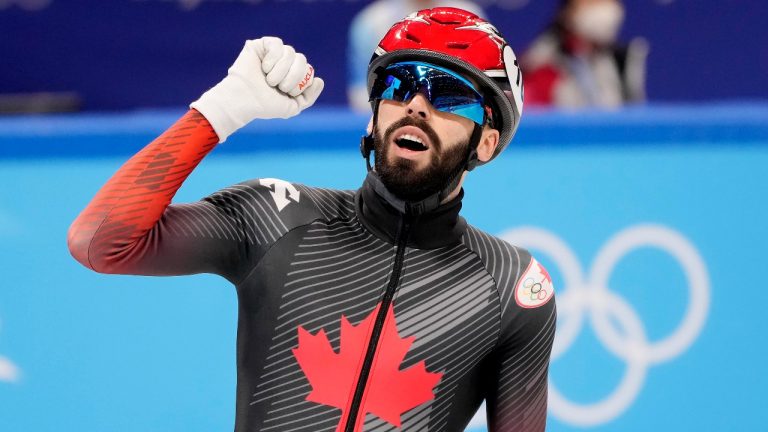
[343,216,411,432]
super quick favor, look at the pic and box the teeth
[397,133,424,145]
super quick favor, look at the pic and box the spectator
[347,0,485,112]
[522,0,648,108]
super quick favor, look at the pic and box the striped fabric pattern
[236,188,554,431]
[68,107,555,430]
[68,110,219,273]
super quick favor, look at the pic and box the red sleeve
[67,109,220,274]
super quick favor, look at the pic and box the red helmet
[367,7,524,161]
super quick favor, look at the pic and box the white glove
[190,37,325,142]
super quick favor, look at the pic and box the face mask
[571,1,625,45]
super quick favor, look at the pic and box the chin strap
[360,100,379,171]
[465,122,483,172]
[431,121,482,207]
[361,100,483,216]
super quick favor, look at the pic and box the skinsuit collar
[355,172,467,249]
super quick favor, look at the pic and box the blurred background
[1,0,767,431]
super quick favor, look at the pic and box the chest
[237,219,502,430]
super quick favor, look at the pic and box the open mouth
[395,133,429,152]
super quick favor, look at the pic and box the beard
[374,116,469,202]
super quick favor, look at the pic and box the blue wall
[2,0,766,109]
[1,104,768,430]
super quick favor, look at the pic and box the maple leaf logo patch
[292,304,443,431]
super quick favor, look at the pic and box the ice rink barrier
[1,103,767,431]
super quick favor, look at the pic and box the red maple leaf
[537,260,553,285]
[292,303,443,431]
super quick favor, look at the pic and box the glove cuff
[190,74,254,143]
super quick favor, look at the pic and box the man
[68,7,556,432]
[522,0,648,108]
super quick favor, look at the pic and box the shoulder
[462,224,555,318]
[202,178,356,241]
[462,224,530,285]
[292,181,357,220]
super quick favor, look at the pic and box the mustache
[383,116,442,151]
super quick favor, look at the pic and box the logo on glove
[298,65,314,92]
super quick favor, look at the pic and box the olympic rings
[500,224,710,427]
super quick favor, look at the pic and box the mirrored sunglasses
[370,61,487,125]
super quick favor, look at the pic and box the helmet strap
[360,99,380,171]
[465,122,483,172]
[432,121,482,205]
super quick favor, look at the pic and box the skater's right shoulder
[205,178,357,222]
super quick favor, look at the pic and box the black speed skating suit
[68,110,556,432]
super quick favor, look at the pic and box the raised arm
[67,37,324,279]
[67,109,218,274]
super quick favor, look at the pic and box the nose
[405,93,431,121]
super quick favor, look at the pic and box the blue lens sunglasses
[369,61,488,126]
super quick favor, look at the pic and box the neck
[440,172,466,203]
[355,172,466,249]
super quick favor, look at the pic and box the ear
[366,116,374,135]
[476,127,500,162]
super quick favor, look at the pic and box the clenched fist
[191,37,325,142]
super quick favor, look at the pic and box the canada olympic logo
[500,224,710,427]
[523,277,546,300]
